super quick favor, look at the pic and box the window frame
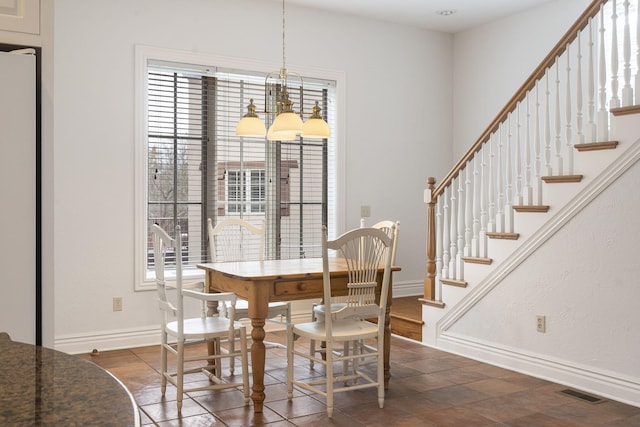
[134,45,345,291]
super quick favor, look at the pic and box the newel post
[423,177,437,300]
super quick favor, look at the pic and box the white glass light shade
[267,125,297,141]
[301,117,330,139]
[236,116,266,137]
[270,112,303,134]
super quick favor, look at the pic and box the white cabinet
[0,50,36,344]
[0,0,40,35]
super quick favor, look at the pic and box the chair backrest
[151,223,184,328]
[207,218,265,262]
[321,225,394,331]
[370,220,400,265]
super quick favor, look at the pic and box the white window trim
[134,45,346,291]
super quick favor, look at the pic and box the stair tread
[575,141,619,151]
[513,205,550,212]
[462,256,493,265]
[486,232,520,240]
[541,174,583,183]
[390,313,424,325]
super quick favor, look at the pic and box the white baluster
[435,198,443,301]
[524,95,533,205]
[622,0,633,105]
[496,126,505,232]
[555,59,564,175]
[598,5,609,141]
[464,164,472,257]
[441,186,450,280]
[505,114,514,233]
[456,173,465,281]
[449,181,457,279]
[636,0,640,105]
[471,156,480,257]
[479,147,488,258]
[487,133,496,234]
[586,17,597,143]
[576,30,585,146]
[514,104,523,206]
[535,82,543,205]
[566,44,574,174]
[610,0,620,109]
[545,72,552,176]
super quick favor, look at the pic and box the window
[226,168,265,214]
[134,47,340,289]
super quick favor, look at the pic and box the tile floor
[78,332,640,426]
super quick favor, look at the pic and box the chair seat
[313,303,347,316]
[293,319,379,341]
[166,316,243,339]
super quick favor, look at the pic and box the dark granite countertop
[0,333,140,426]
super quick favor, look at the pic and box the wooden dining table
[197,257,400,413]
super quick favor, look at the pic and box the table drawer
[274,279,323,297]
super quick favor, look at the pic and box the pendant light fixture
[235,0,330,141]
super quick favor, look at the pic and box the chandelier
[235,0,330,141]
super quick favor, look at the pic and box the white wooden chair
[309,220,399,366]
[152,223,249,413]
[208,218,291,371]
[287,225,394,417]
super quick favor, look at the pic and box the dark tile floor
[78,332,640,426]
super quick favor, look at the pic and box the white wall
[452,0,590,160]
[49,0,452,350]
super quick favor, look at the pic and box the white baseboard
[392,280,423,297]
[56,281,423,355]
[55,326,161,355]
[436,332,640,409]
[56,311,315,355]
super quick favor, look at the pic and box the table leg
[248,285,270,413]
[250,317,266,412]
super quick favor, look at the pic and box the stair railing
[423,0,639,304]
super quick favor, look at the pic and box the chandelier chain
[281,0,286,73]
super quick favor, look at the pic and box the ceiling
[282,0,554,33]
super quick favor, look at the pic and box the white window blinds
[145,62,335,276]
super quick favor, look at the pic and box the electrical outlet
[536,315,546,333]
[113,297,123,312]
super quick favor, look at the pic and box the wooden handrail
[432,0,606,199]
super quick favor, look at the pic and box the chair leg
[309,338,316,369]
[309,309,317,368]
[177,340,184,413]
[342,341,350,385]
[160,333,167,395]
[286,325,294,400]
[229,330,236,375]
[239,328,250,405]
[326,340,334,418]
[377,334,385,409]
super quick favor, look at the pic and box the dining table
[197,257,400,412]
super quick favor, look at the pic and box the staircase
[420,0,640,408]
